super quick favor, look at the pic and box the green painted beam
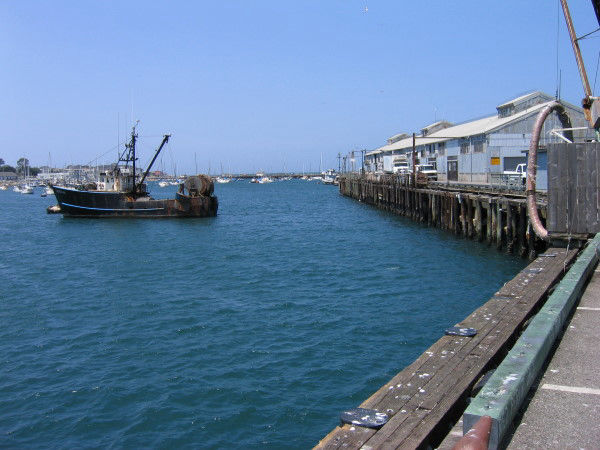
[463,234,600,450]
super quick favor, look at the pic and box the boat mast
[129,124,138,195]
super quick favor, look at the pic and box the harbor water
[0,180,526,448]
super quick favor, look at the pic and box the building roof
[387,133,409,145]
[421,120,453,135]
[371,99,565,154]
[496,91,553,108]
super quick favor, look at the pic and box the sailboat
[50,123,218,218]
[215,163,231,183]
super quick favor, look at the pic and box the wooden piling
[338,174,546,257]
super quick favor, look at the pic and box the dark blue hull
[51,186,218,218]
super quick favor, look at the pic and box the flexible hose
[527,101,573,241]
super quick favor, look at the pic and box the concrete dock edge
[463,233,600,449]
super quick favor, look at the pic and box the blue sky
[1,1,598,174]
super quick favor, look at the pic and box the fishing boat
[50,124,218,218]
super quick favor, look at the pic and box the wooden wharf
[338,174,548,257]
[315,247,578,449]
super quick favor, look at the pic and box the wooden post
[527,220,536,259]
[459,195,466,236]
[510,203,518,253]
[490,200,496,245]
[518,204,528,257]
[496,201,503,250]
[450,195,456,233]
[466,197,473,238]
[474,199,483,241]
[506,203,514,253]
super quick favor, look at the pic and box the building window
[460,142,470,154]
[438,142,445,156]
[474,141,484,153]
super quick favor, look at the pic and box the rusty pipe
[527,101,572,241]
[453,415,492,450]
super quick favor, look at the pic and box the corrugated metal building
[365,92,591,188]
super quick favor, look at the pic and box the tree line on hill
[0,158,41,176]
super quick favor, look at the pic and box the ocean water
[0,181,526,448]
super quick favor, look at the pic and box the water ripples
[0,182,526,448]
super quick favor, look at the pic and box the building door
[447,160,458,181]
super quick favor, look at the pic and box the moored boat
[50,124,218,218]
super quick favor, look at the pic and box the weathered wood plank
[364,250,577,448]
[585,144,598,232]
[555,143,568,233]
[315,248,577,450]
[547,143,558,233]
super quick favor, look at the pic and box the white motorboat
[20,185,34,194]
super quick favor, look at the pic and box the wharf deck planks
[315,248,578,450]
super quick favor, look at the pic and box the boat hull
[51,186,218,218]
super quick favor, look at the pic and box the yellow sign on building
[490,157,500,165]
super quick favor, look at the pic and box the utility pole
[412,133,417,186]
[361,149,366,174]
